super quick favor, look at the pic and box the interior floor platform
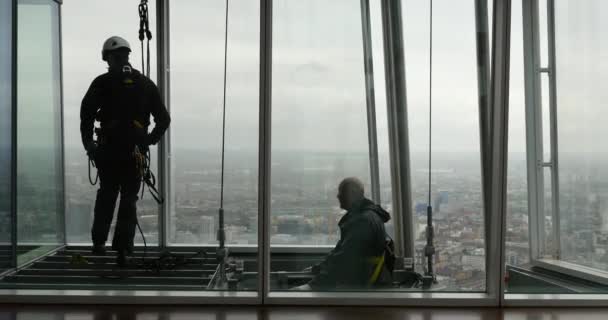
[1,246,234,291]
[1,305,608,320]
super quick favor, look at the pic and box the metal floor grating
[0,247,222,290]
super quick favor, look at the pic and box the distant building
[200,216,216,243]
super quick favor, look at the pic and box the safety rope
[219,0,230,240]
[424,0,436,282]
[210,0,231,287]
[138,147,163,204]
[88,158,98,185]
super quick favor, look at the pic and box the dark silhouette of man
[293,177,392,290]
[80,36,170,266]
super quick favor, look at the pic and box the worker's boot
[92,244,106,256]
[116,250,129,268]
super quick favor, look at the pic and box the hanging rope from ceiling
[424,0,437,285]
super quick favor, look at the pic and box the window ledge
[0,289,259,304]
[535,258,608,286]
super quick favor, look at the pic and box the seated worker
[293,177,392,290]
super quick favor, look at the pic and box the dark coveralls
[309,198,392,289]
[80,67,170,253]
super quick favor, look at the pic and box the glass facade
[16,0,63,266]
[0,0,607,305]
[0,0,14,272]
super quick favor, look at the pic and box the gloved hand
[142,134,156,147]
[85,141,98,160]
[303,264,320,275]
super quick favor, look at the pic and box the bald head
[337,177,365,210]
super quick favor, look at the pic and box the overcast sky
[57,0,608,157]
[59,0,482,156]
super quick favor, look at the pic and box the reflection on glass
[169,0,259,247]
[0,0,13,270]
[403,0,485,291]
[62,0,159,245]
[17,0,63,265]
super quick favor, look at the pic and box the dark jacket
[80,67,170,153]
[309,198,391,289]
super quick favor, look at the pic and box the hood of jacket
[353,198,391,223]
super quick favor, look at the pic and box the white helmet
[101,36,131,61]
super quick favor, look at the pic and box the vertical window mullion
[546,0,560,260]
[156,0,170,249]
[522,0,545,261]
[360,0,381,205]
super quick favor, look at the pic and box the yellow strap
[368,255,385,285]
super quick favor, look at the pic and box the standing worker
[80,36,170,267]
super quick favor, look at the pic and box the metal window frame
[490,0,512,307]
[360,0,381,204]
[259,0,272,305]
[380,0,413,260]
[10,0,18,271]
[57,0,67,248]
[546,0,560,261]
[522,0,546,261]
[522,0,562,263]
[522,0,560,262]
[474,0,495,299]
[156,0,170,250]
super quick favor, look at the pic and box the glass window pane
[169,0,260,291]
[268,0,489,294]
[270,0,375,291]
[62,0,159,246]
[555,0,608,279]
[403,0,485,291]
[506,0,608,295]
[0,0,14,271]
[17,0,63,265]
[169,0,259,248]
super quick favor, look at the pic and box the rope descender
[138,0,152,78]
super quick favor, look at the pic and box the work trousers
[91,147,141,253]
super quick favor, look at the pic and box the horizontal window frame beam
[532,258,608,287]
[505,293,608,307]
